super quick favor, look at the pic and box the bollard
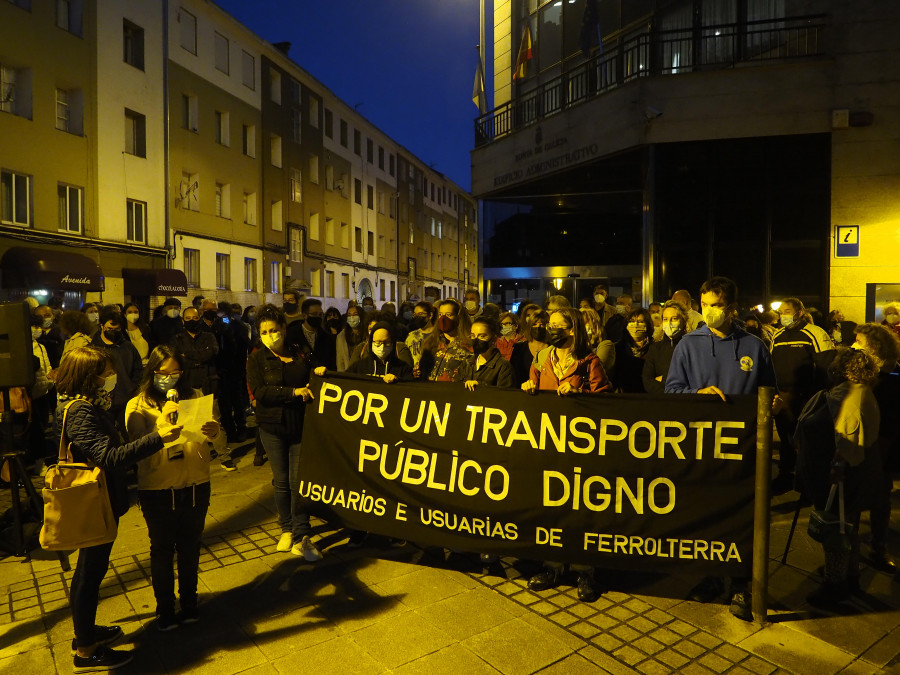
[752,386,775,623]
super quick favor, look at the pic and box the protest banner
[298,374,758,575]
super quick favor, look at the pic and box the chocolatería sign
[299,374,757,575]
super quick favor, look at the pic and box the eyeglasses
[438,312,456,318]
[627,321,647,327]
[548,323,568,330]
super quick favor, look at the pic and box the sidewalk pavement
[2,441,899,675]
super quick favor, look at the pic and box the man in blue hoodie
[665,276,776,621]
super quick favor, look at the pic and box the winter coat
[247,345,310,436]
[461,348,514,388]
[642,331,683,395]
[529,347,610,394]
[172,330,219,395]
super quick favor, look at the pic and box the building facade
[472,0,900,320]
[0,0,477,314]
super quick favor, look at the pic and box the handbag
[807,482,853,553]
[39,401,118,551]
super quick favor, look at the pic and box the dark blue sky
[215,0,486,191]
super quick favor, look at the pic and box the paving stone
[607,605,637,622]
[636,659,673,675]
[591,633,625,653]
[537,652,609,674]
[589,614,619,630]
[629,615,658,634]
[462,617,572,675]
[569,621,603,639]
[644,608,674,625]
[650,626,681,646]
[579,645,644,675]
[699,652,732,672]
[414,588,521,641]
[624,597,653,614]
[511,591,541,605]
[530,601,558,616]
[656,648,690,670]
[567,602,600,619]
[611,644,645,666]
[673,640,707,659]
[632,636,665,656]
[715,642,750,663]
[727,668,756,675]
[350,609,453,669]
[377,565,469,609]
[668,618,697,636]
[610,624,641,643]
[271,635,383,675]
[392,643,500,675]
[738,623,854,675]
[678,663,716,675]
[691,630,723,649]
[547,592,578,609]
[551,610,579,627]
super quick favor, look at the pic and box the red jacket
[529,348,610,393]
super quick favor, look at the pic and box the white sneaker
[291,536,322,562]
[276,532,293,552]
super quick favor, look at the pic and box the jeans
[70,534,117,647]
[138,482,211,615]
[258,426,310,542]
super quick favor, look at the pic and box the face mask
[780,314,794,327]
[372,343,392,360]
[167,308,180,319]
[663,322,682,338]
[409,316,427,330]
[472,338,491,355]
[101,374,117,393]
[325,317,340,329]
[402,311,413,321]
[464,300,477,312]
[283,302,298,314]
[594,294,606,305]
[184,319,202,333]
[31,327,43,340]
[87,313,99,323]
[547,328,569,347]
[531,326,548,343]
[42,317,53,329]
[886,313,900,326]
[437,315,458,333]
[306,316,323,329]
[126,313,140,324]
[202,310,217,322]
[627,324,648,340]
[103,330,121,343]
[500,324,515,336]
[702,306,727,330]
[154,373,180,393]
[616,305,628,315]
[261,332,284,351]
[347,315,361,328]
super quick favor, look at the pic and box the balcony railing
[475,14,826,147]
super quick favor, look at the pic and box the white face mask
[464,300,477,312]
[500,324,515,336]
[347,315,361,328]
[780,314,794,327]
[594,294,606,305]
[31,327,43,340]
[101,373,117,393]
[372,343,392,360]
[87,313,99,323]
[261,332,284,351]
[126,313,140,324]
[167,308,180,319]
[616,305,628,315]
[702,306,727,330]
[663,322,682,338]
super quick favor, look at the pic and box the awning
[122,268,188,297]
[0,246,105,291]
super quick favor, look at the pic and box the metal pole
[752,385,774,623]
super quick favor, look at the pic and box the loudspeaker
[0,302,36,389]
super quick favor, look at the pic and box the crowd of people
[2,279,899,671]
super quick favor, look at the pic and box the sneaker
[179,606,200,624]
[688,576,724,603]
[729,591,753,621]
[292,535,322,562]
[220,459,237,472]
[70,625,123,655]
[276,532,293,552]
[156,613,178,632]
[528,568,561,592]
[73,646,133,673]
[577,571,600,603]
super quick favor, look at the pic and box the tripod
[1,388,70,570]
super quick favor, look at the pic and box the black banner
[298,374,758,575]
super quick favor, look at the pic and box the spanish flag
[513,23,533,81]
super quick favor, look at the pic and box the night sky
[214,0,486,191]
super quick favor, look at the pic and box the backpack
[793,389,835,508]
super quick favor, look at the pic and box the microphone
[166,389,179,424]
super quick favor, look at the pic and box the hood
[681,323,748,360]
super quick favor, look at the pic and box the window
[124,108,146,157]
[354,178,362,205]
[290,108,301,143]
[353,129,361,155]
[390,280,396,301]
[354,227,362,253]
[289,78,301,104]
[290,168,302,203]
[366,138,373,164]
[325,217,335,245]
[242,124,255,157]
[179,8,197,54]
[269,68,281,104]
[56,88,69,131]
[126,199,146,242]
[123,20,144,70]
[340,221,349,248]
[342,273,350,298]
[269,261,282,293]
[57,184,82,233]
[290,227,303,261]
[215,183,230,218]
[311,269,321,297]
[309,212,319,240]
[242,191,257,225]
[270,134,282,167]
[378,146,384,170]
[241,50,255,89]
[271,200,282,231]
[379,279,385,301]
[216,253,230,290]
[57,0,82,35]
[214,32,229,73]
[184,248,199,288]
[367,231,374,256]
[215,110,229,145]
[389,154,395,177]
[309,154,319,184]
[340,119,348,147]
[0,65,17,115]
[325,270,334,297]
[182,93,198,131]
[180,172,199,211]
[244,258,257,292]
[324,109,333,138]
[367,184,374,210]
[309,98,319,128]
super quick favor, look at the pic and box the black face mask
[283,302,298,314]
[326,317,341,329]
[103,330,122,344]
[410,316,427,330]
[184,319,202,333]
[202,310,217,322]
[306,316,323,329]
[531,326,548,343]
[472,338,491,355]
[547,328,569,347]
